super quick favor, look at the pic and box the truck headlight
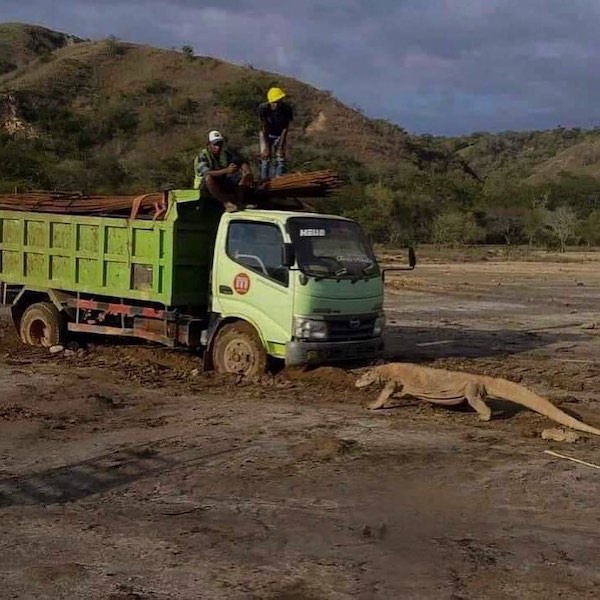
[373,313,386,336]
[294,317,328,340]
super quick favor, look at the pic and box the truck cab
[208,209,386,373]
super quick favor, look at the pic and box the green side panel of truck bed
[0,190,218,308]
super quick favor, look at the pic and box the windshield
[288,217,379,279]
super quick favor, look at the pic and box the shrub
[181,45,194,60]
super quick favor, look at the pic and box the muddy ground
[1,256,599,599]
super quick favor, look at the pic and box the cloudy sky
[1,0,599,135]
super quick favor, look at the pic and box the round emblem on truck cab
[233,273,251,295]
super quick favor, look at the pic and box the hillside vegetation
[0,23,80,75]
[1,23,599,248]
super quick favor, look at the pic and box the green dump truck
[0,190,413,374]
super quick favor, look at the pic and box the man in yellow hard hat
[258,86,293,179]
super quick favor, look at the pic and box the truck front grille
[327,316,376,341]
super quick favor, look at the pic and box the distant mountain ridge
[447,127,600,184]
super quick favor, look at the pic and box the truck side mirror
[408,246,416,268]
[382,246,417,283]
[282,243,296,267]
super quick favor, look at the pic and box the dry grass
[528,139,600,183]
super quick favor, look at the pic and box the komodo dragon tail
[484,376,600,436]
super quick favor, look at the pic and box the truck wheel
[19,302,63,348]
[212,322,267,376]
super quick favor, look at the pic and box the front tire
[212,322,267,376]
[19,302,63,348]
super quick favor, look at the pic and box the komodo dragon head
[355,369,382,389]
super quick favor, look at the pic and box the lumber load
[255,170,343,198]
[0,191,166,219]
[0,170,344,219]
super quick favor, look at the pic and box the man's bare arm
[278,128,289,156]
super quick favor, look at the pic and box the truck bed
[0,190,217,308]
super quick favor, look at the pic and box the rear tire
[212,321,267,376]
[19,302,63,348]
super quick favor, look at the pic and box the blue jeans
[260,133,286,179]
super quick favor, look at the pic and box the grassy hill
[1,23,599,247]
[0,23,476,192]
[0,23,81,75]
[446,127,600,185]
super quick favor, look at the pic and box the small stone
[64,349,76,358]
[190,368,200,377]
[580,322,597,330]
[541,428,580,443]
[49,345,64,354]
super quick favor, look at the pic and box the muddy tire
[212,321,267,376]
[19,302,63,348]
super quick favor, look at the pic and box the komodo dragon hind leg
[465,383,492,421]
[368,381,398,410]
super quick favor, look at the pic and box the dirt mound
[291,434,359,461]
[282,366,355,388]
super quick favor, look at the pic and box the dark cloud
[1,0,599,134]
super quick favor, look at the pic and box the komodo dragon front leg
[464,382,492,421]
[368,380,401,410]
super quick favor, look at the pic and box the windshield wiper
[318,255,348,277]
[362,262,376,275]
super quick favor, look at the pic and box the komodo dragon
[355,363,600,436]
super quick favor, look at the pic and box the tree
[522,191,549,246]
[432,210,484,246]
[577,210,600,247]
[181,45,194,60]
[486,205,525,246]
[365,182,394,214]
[545,205,576,252]
[105,35,125,58]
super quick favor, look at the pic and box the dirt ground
[1,255,599,599]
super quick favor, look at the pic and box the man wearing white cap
[194,130,252,211]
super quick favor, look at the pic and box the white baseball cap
[208,130,224,143]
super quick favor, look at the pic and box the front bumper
[285,337,384,366]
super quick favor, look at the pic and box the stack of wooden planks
[256,170,343,198]
[0,192,166,219]
[0,170,344,219]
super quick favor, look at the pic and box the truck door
[213,219,293,356]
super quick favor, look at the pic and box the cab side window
[227,221,288,286]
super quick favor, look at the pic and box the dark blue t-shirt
[258,101,293,136]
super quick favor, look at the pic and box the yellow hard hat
[267,87,286,103]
